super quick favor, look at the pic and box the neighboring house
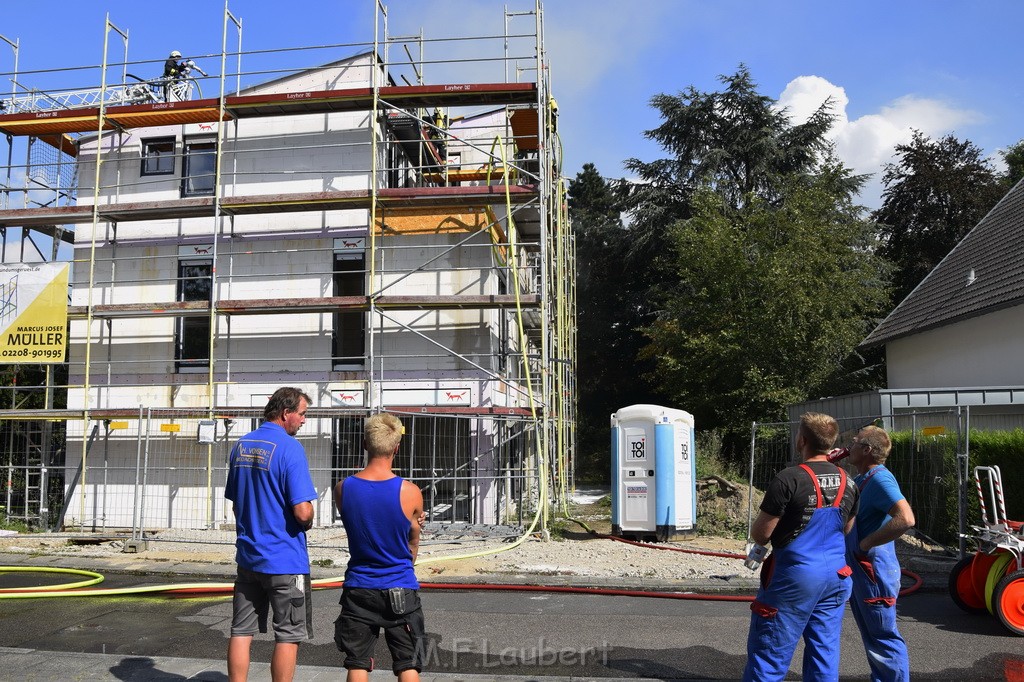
[791,178,1024,430]
[0,8,571,531]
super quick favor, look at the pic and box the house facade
[0,4,574,532]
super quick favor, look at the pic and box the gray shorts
[231,566,312,643]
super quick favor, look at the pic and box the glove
[855,553,876,583]
[744,542,769,571]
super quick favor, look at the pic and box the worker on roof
[163,50,184,79]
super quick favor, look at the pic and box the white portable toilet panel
[610,404,696,541]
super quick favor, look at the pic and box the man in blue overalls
[743,412,859,682]
[845,424,914,681]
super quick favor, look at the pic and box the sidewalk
[0,647,668,682]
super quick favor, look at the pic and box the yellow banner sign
[0,262,70,363]
[922,426,946,436]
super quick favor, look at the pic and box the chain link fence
[4,409,545,553]
[746,407,1020,551]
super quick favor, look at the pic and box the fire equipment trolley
[948,465,1024,635]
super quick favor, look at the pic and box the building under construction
[0,1,575,544]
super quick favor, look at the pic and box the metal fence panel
[748,410,962,545]
[19,409,538,552]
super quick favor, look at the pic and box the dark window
[141,137,175,176]
[181,139,216,197]
[175,259,212,371]
[333,252,365,367]
[497,276,508,373]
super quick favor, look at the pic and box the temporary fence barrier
[747,407,1024,552]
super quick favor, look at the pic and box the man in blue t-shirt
[334,412,425,682]
[846,424,915,682]
[225,387,317,682]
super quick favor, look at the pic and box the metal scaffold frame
[0,1,576,534]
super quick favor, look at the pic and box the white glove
[744,542,769,571]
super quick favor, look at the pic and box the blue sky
[3,0,1022,209]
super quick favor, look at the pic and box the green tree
[642,171,889,432]
[617,66,887,449]
[569,164,661,482]
[873,131,1005,305]
[1002,139,1024,188]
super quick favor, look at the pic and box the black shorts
[335,587,425,673]
[231,567,312,643]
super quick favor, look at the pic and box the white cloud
[777,75,983,207]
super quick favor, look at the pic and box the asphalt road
[1,568,1022,680]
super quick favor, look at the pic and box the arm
[293,501,314,530]
[333,479,344,516]
[750,510,780,547]
[844,485,859,535]
[400,480,425,563]
[858,498,914,552]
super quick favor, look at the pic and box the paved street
[1,561,1023,680]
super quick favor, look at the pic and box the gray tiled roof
[861,178,1024,348]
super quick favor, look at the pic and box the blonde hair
[799,412,839,453]
[858,424,892,465]
[364,412,403,458]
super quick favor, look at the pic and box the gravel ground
[0,525,750,584]
[0,525,953,592]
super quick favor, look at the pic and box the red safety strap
[798,464,848,508]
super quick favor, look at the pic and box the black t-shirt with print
[759,460,860,549]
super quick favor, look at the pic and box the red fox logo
[197,122,214,131]
[444,390,467,402]
[193,246,210,254]
[338,393,356,403]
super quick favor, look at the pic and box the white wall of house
[60,410,337,531]
[63,55,527,527]
[886,304,1024,388]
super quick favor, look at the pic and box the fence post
[956,406,971,559]
[747,421,757,541]
[124,403,149,552]
[141,407,153,540]
[131,405,144,542]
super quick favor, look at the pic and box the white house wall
[886,304,1024,388]
[61,53,534,528]
[61,417,337,530]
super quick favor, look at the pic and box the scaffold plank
[0,187,539,228]
[66,294,542,319]
[374,206,490,235]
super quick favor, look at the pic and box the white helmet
[170,50,182,58]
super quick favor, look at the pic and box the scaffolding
[0,1,576,536]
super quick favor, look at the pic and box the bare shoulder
[400,478,423,499]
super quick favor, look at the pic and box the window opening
[175,258,212,372]
[333,249,366,368]
[181,138,216,197]
[141,137,175,176]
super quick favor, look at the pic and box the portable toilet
[610,404,696,541]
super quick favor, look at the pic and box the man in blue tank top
[225,387,317,682]
[334,412,425,682]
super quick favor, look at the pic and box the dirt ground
[0,479,953,586]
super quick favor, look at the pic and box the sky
[2,0,1022,210]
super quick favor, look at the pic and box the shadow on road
[109,656,228,681]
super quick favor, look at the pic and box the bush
[696,428,742,481]
[885,428,1024,547]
